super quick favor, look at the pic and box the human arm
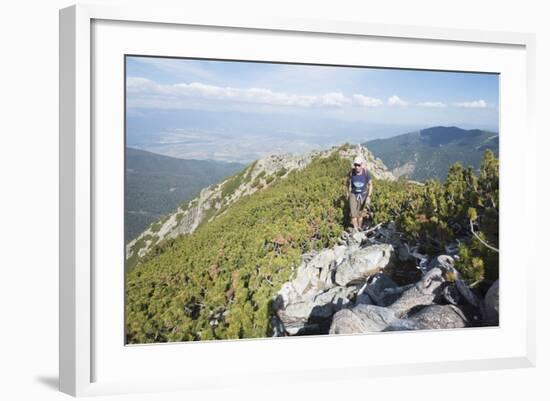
[345,174,351,199]
[366,175,373,204]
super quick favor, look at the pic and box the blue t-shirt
[350,168,371,194]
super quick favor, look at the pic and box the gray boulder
[389,267,446,316]
[290,249,336,296]
[310,286,356,318]
[334,244,395,286]
[274,238,487,337]
[329,309,367,334]
[482,280,499,325]
[406,304,468,330]
[429,254,481,308]
[441,283,461,305]
[364,273,406,306]
[329,304,398,334]
[383,320,420,331]
[354,292,373,306]
[276,285,355,335]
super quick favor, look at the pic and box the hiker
[345,157,373,232]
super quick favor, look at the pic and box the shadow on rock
[270,223,499,337]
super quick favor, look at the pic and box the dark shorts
[349,193,369,218]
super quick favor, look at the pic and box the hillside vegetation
[369,149,499,283]
[125,144,392,270]
[125,147,244,241]
[125,148,498,344]
[365,126,498,181]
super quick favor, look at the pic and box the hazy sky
[125,56,499,162]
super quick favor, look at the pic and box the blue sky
[125,56,499,162]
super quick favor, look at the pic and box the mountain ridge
[125,143,394,270]
[125,147,244,241]
[365,126,499,181]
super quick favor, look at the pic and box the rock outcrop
[330,304,400,334]
[272,242,395,335]
[272,223,498,337]
[333,244,395,286]
[404,304,468,330]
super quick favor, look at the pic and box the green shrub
[220,166,249,198]
[126,149,499,343]
[370,149,499,283]
[126,152,349,344]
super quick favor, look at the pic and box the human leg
[357,195,368,229]
[349,194,360,230]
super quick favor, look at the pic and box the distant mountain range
[127,108,427,163]
[125,147,244,242]
[365,126,499,181]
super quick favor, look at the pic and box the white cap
[353,157,363,165]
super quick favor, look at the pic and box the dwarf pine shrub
[126,149,499,343]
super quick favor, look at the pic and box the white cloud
[387,95,408,107]
[319,92,352,107]
[128,77,387,110]
[417,101,446,108]
[352,94,383,107]
[127,78,322,107]
[454,99,488,108]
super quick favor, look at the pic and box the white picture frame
[59,3,536,397]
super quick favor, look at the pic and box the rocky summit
[272,224,499,336]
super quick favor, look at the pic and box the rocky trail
[272,222,499,336]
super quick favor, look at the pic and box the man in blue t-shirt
[345,157,373,232]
